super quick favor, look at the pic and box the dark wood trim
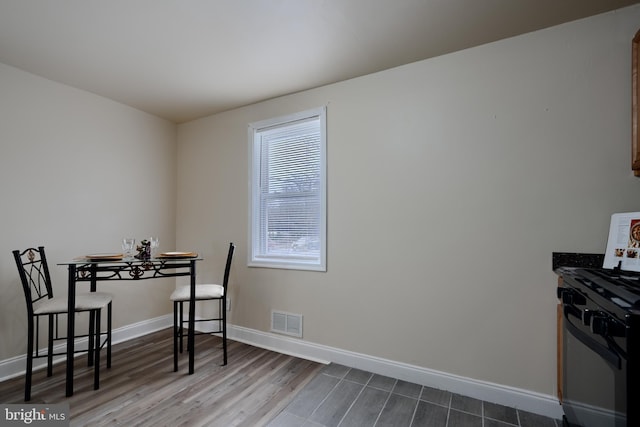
[557,275,563,403]
[633,28,640,176]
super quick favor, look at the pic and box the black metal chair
[170,242,235,371]
[13,246,113,401]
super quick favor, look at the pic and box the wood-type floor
[0,328,323,426]
[267,364,561,427]
[0,328,562,427]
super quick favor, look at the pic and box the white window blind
[249,107,326,271]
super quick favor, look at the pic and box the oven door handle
[563,305,622,370]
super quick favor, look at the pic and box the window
[249,107,326,271]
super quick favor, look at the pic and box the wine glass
[150,236,159,257]
[122,238,135,258]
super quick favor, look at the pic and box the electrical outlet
[226,298,231,312]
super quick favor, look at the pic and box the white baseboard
[227,324,564,420]
[0,318,563,420]
[0,314,172,383]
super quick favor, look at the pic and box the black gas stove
[557,266,640,427]
[561,267,640,309]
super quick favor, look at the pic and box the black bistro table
[58,255,201,397]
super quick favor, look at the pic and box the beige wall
[176,5,640,396]
[0,63,177,360]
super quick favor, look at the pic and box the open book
[603,212,640,272]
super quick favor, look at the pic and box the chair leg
[88,310,95,367]
[221,299,227,366]
[107,302,112,369]
[179,301,184,353]
[94,309,101,390]
[173,301,178,372]
[47,314,54,377]
[25,320,34,401]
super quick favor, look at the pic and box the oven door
[562,301,627,427]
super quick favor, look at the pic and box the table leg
[188,260,196,374]
[65,264,76,397]
[87,265,97,366]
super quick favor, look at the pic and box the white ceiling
[0,0,638,123]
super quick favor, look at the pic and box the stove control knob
[590,314,626,337]
[557,287,586,305]
[591,314,608,335]
[582,309,593,326]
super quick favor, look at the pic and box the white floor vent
[271,310,303,338]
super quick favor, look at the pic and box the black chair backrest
[13,246,54,315]
[222,243,235,292]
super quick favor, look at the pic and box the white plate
[158,251,198,258]
[85,253,124,261]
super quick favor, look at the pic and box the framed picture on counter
[603,212,640,272]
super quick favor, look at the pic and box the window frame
[248,106,327,271]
